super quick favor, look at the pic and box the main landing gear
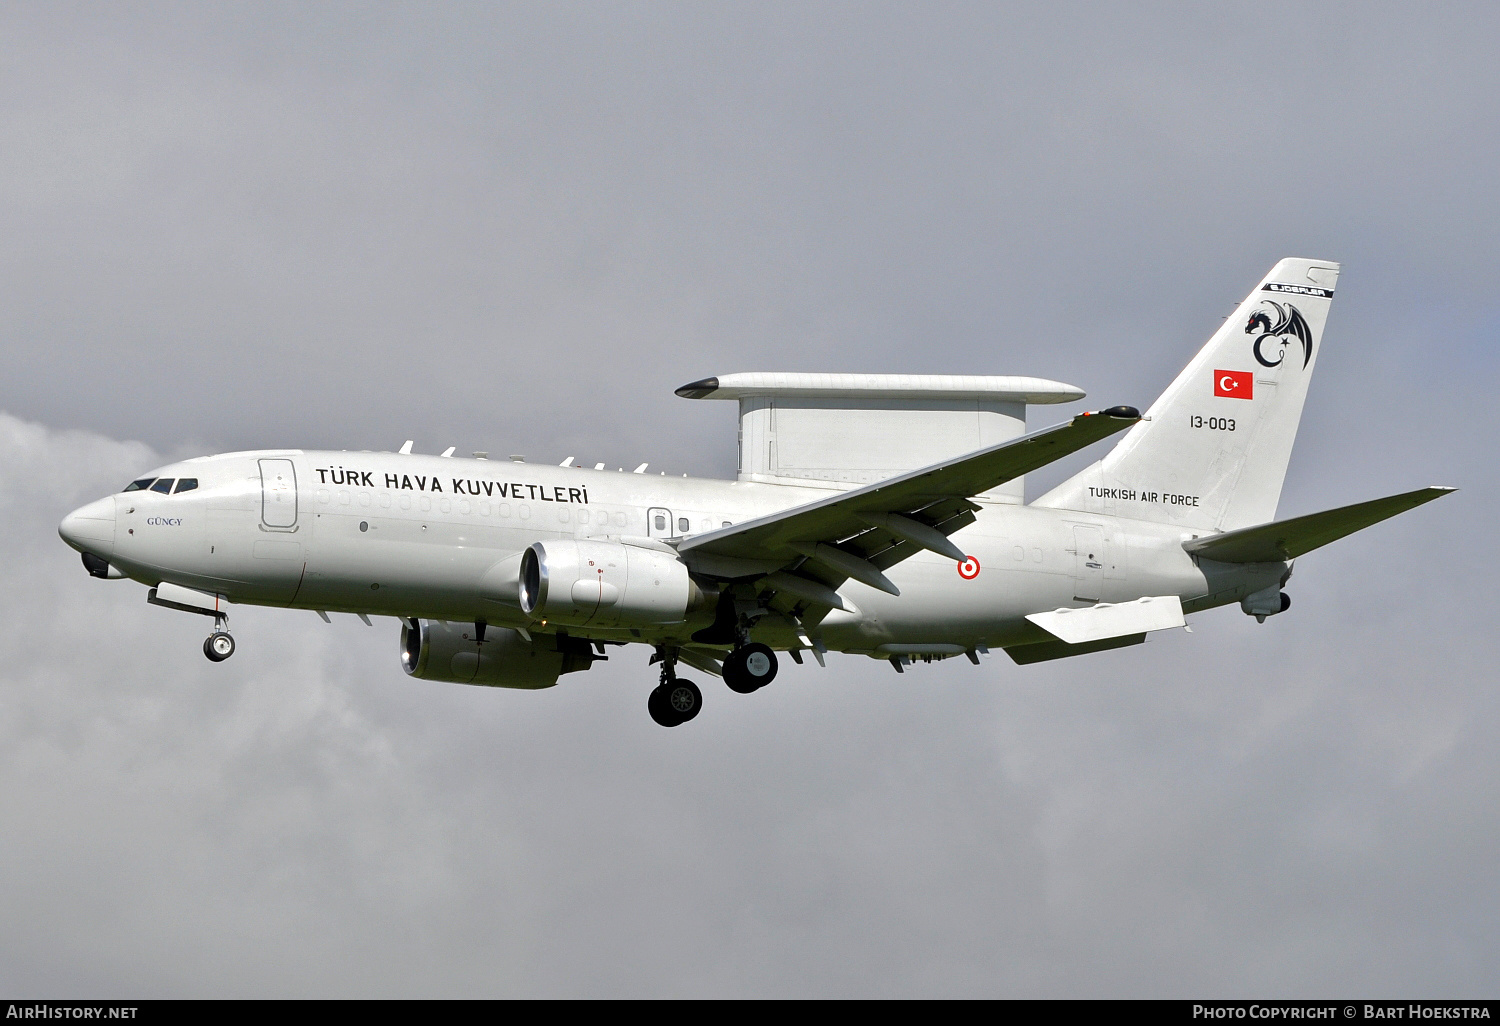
[723,642,778,694]
[646,640,782,726]
[203,615,235,662]
[648,650,702,728]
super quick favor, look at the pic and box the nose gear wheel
[203,630,235,662]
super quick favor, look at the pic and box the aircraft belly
[840,561,1074,648]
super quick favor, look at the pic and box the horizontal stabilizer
[1027,595,1185,645]
[1183,486,1455,564]
[1006,634,1146,665]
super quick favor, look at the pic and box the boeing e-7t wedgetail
[59,259,1453,726]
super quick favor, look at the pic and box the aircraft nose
[59,496,116,556]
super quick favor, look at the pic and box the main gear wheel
[723,642,778,693]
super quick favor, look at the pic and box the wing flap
[1184,486,1455,564]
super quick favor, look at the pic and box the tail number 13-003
[1190,415,1236,431]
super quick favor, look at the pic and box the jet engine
[519,539,705,628]
[400,618,597,688]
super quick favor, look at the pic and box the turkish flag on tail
[1214,370,1253,399]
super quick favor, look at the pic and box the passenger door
[259,459,298,530]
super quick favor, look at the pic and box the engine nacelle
[400,619,596,689]
[519,538,696,628]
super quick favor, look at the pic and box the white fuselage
[71,448,1282,657]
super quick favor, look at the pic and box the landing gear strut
[203,615,235,662]
[723,642,778,694]
[648,649,702,727]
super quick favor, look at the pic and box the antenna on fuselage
[398,440,414,454]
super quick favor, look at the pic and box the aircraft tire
[647,684,681,727]
[724,643,778,693]
[204,632,235,662]
[647,685,675,726]
[649,679,702,726]
[722,649,757,694]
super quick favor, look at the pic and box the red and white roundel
[957,556,981,580]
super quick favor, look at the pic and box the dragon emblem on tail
[1245,301,1313,369]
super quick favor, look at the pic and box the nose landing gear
[203,615,235,662]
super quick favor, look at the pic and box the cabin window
[123,478,155,492]
[150,479,175,494]
[678,517,690,533]
[174,478,198,494]
[653,514,667,531]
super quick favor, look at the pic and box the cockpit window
[174,478,198,494]
[123,478,155,492]
[150,478,175,494]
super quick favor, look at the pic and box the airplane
[58,258,1454,727]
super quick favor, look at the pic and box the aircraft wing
[675,407,1139,598]
[1183,486,1456,564]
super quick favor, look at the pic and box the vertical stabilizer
[1035,258,1339,531]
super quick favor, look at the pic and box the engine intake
[519,539,699,628]
[400,619,597,688]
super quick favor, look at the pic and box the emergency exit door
[1072,524,1104,602]
[647,507,674,539]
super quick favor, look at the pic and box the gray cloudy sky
[1,2,1496,997]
